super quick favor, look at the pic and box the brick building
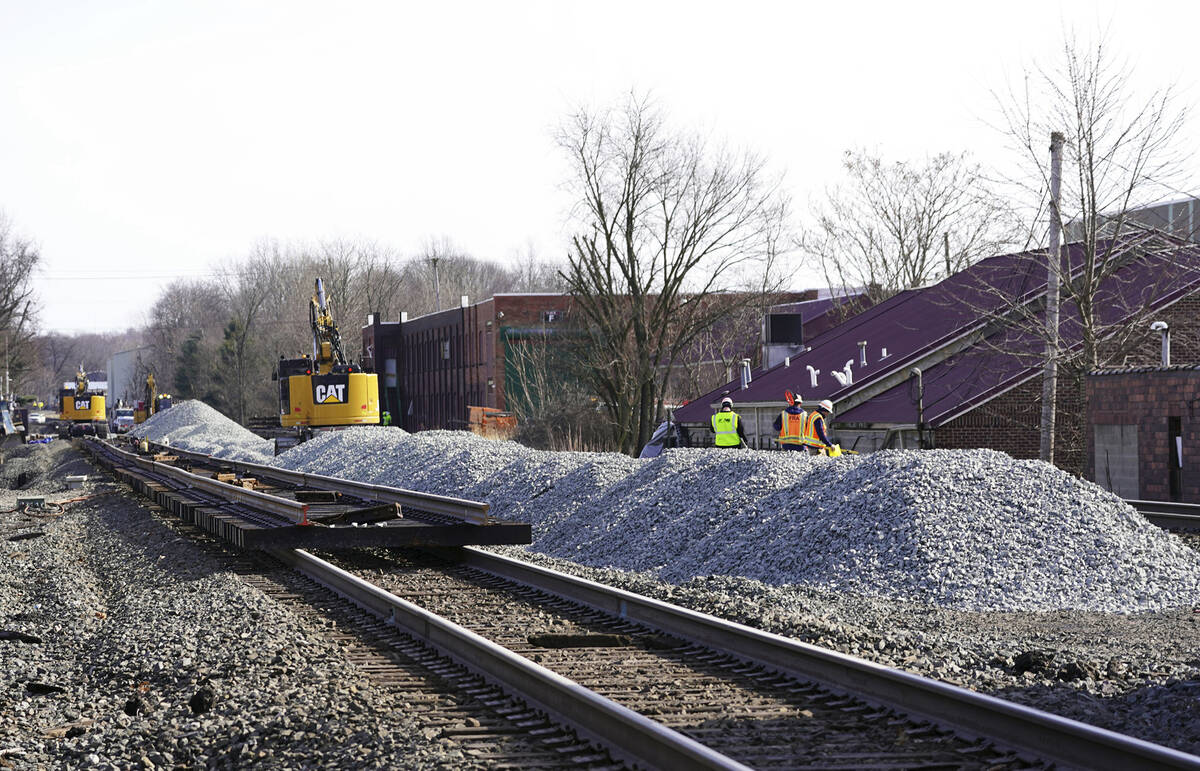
[1087,366,1200,502]
[674,230,1200,473]
[361,294,575,432]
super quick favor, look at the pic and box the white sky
[4,0,1198,334]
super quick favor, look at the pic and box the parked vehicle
[112,408,136,434]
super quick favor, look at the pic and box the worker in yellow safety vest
[802,399,836,455]
[711,396,747,448]
[772,390,807,451]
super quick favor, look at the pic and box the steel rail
[1128,499,1200,532]
[268,547,751,771]
[139,440,491,525]
[455,547,1200,771]
[91,439,310,524]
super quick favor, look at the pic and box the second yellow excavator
[276,278,379,433]
[58,365,107,438]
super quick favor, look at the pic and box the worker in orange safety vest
[772,390,807,451]
[802,399,836,455]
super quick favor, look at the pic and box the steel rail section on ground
[268,547,752,771]
[97,440,310,523]
[1128,499,1200,532]
[453,547,1200,771]
[142,440,491,525]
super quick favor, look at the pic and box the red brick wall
[933,377,1086,472]
[933,290,1200,474]
[1086,369,1200,502]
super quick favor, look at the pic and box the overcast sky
[4,0,1199,334]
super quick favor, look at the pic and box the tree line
[8,35,1190,457]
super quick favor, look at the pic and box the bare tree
[217,241,285,423]
[996,33,1188,372]
[505,326,613,451]
[145,279,229,394]
[961,33,1192,468]
[804,150,1022,304]
[507,243,568,293]
[0,213,42,392]
[559,94,791,455]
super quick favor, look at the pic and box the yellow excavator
[58,365,108,438]
[276,278,379,442]
[133,373,173,424]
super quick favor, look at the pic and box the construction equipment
[133,373,172,424]
[276,278,379,438]
[58,365,108,438]
[467,405,516,440]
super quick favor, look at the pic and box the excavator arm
[309,278,347,374]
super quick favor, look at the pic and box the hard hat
[818,399,834,412]
[720,396,733,408]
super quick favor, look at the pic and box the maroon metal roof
[674,233,1200,426]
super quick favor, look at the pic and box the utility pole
[431,257,442,311]
[1040,131,1065,464]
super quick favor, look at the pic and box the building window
[542,310,563,323]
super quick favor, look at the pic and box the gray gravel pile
[119,409,1200,612]
[129,400,273,463]
[0,441,451,768]
[274,428,641,535]
[275,428,1200,613]
[562,448,1200,613]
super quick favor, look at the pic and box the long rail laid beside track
[1129,498,1200,532]
[84,438,1200,771]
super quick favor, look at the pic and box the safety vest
[778,409,806,445]
[712,411,740,447]
[802,411,825,447]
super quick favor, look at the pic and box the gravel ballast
[121,404,1200,755]
[0,440,452,768]
[129,400,274,463]
[263,423,1200,613]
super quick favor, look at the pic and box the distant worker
[803,399,836,455]
[711,396,747,449]
[381,411,392,427]
[773,390,807,452]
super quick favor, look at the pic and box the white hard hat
[818,399,834,412]
[720,396,733,408]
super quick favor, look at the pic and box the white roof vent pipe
[807,364,820,388]
[858,341,868,367]
[880,347,889,360]
[1151,321,1170,366]
[740,359,752,390]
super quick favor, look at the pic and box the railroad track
[83,438,1200,770]
[1129,499,1200,532]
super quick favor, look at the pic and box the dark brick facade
[931,293,1200,475]
[933,377,1087,472]
[362,294,574,431]
[1086,368,1200,502]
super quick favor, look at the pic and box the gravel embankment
[129,400,273,463]
[0,440,457,769]
[267,423,1200,614]
[127,403,1200,755]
